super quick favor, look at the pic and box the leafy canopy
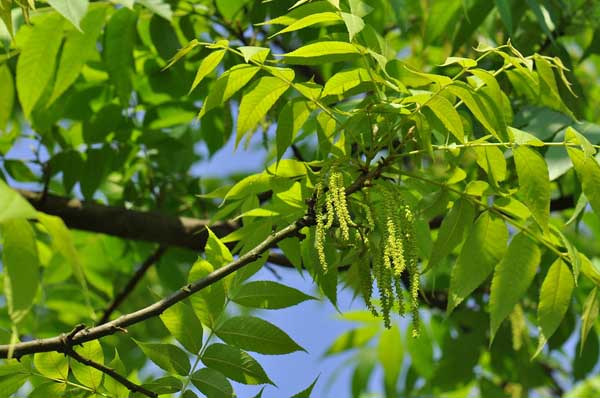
[1,0,600,397]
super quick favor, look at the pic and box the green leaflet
[34,351,68,380]
[351,350,377,398]
[341,12,365,41]
[49,7,107,104]
[104,350,128,398]
[188,259,226,328]
[199,64,260,117]
[191,368,234,398]
[205,227,234,267]
[448,82,505,140]
[448,212,508,313]
[134,340,190,376]
[495,0,513,33]
[291,376,319,398]
[282,41,361,65]
[0,179,37,222]
[535,258,574,357]
[0,64,14,130]
[489,233,541,341]
[474,145,507,185]
[276,99,311,161]
[580,287,599,354]
[325,325,379,356]
[407,93,464,142]
[70,340,103,389]
[16,13,64,117]
[427,198,475,271]
[215,316,305,355]
[230,280,315,309]
[46,0,89,30]
[104,7,137,106]
[236,76,290,146]
[159,301,203,354]
[2,218,39,324]
[238,46,270,63]
[513,145,550,232]
[201,343,273,385]
[321,67,371,100]
[0,0,12,37]
[378,325,403,397]
[424,0,461,45]
[534,56,574,118]
[138,0,173,20]
[29,382,66,398]
[271,12,342,37]
[141,376,183,395]
[190,49,226,94]
[566,128,600,218]
[406,323,434,379]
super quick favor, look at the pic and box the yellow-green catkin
[329,171,353,241]
[399,199,420,336]
[314,183,328,273]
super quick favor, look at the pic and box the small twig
[64,345,157,398]
[99,246,168,324]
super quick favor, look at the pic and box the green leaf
[495,0,512,33]
[341,12,364,41]
[201,343,273,385]
[104,350,129,398]
[16,13,64,117]
[160,301,203,354]
[535,258,574,356]
[0,64,14,130]
[205,227,234,267]
[190,49,226,93]
[321,67,371,100]
[162,39,200,70]
[448,82,503,140]
[137,0,173,20]
[2,218,39,324]
[261,1,337,26]
[70,340,104,389]
[46,0,89,30]
[199,64,261,118]
[489,233,541,341]
[140,376,183,395]
[408,93,464,142]
[513,145,550,232]
[104,7,137,106]
[49,7,106,104]
[29,382,67,398]
[281,41,360,65]
[236,76,290,146]
[566,128,600,218]
[473,146,507,185]
[271,12,342,37]
[0,179,37,222]
[448,212,508,313]
[351,350,376,398]
[230,280,315,309]
[190,368,234,398]
[424,0,461,45]
[188,259,226,328]
[291,376,319,398]
[276,99,311,161]
[34,351,69,380]
[534,56,574,118]
[37,213,89,299]
[378,325,403,397]
[215,316,305,355]
[325,326,378,355]
[428,198,475,270]
[238,46,270,63]
[580,287,599,354]
[0,360,28,396]
[0,0,13,38]
[134,341,190,376]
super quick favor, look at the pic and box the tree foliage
[1,0,600,397]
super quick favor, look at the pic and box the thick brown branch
[99,246,168,325]
[19,189,238,251]
[65,345,157,398]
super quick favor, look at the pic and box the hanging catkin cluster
[314,171,354,273]
[314,174,420,333]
